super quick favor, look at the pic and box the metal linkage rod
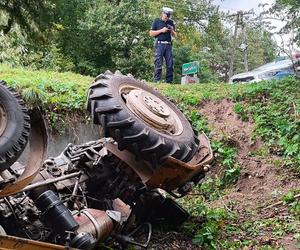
[20,172,82,193]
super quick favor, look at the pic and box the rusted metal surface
[74,209,114,241]
[0,235,66,250]
[146,133,213,190]
[146,157,202,190]
[20,172,81,193]
[188,133,213,166]
[0,109,47,197]
[104,140,154,183]
[104,133,213,191]
[0,103,7,137]
[0,76,214,248]
[120,85,183,135]
[112,198,131,223]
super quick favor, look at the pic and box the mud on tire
[0,81,30,171]
[87,71,199,167]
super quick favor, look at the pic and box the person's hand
[161,27,169,33]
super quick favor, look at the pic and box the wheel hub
[143,92,171,118]
[122,88,183,135]
[0,104,7,137]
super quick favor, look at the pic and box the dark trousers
[154,44,173,83]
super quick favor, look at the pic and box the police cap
[162,7,173,17]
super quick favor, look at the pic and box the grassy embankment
[1,64,299,249]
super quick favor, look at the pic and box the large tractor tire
[87,71,199,167]
[0,81,30,171]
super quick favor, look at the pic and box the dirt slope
[150,99,299,250]
[200,99,300,249]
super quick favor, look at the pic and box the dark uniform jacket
[151,18,175,42]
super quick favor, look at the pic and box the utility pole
[227,10,254,81]
[228,11,241,81]
[241,16,249,72]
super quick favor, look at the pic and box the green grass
[0,64,93,132]
[157,78,300,249]
[0,64,93,111]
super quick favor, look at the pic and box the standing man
[149,7,176,83]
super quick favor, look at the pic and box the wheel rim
[0,103,8,137]
[120,85,184,135]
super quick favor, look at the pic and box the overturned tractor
[0,72,212,249]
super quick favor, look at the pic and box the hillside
[154,77,300,249]
[1,65,300,249]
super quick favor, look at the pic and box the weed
[233,102,249,121]
[290,201,300,217]
[283,191,297,204]
[233,78,300,172]
[191,204,233,249]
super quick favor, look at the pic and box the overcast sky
[213,0,275,13]
[213,0,283,32]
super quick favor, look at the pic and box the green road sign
[182,61,199,75]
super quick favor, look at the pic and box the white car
[229,58,300,83]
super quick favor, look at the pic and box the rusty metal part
[20,172,82,193]
[0,103,7,137]
[120,86,183,135]
[104,133,213,191]
[146,133,213,191]
[47,164,62,177]
[112,198,131,224]
[0,108,48,197]
[187,133,213,166]
[74,209,114,241]
[0,234,66,250]
[104,140,153,183]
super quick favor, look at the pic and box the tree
[232,26,277,74]
[0,0,55,37]
[0,0,278,82]
[201,12,232,80]
[54,0,153,77]
[270,0,300,45]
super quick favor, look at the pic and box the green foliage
[0,0,55,37]
[233,103,249,121]
[183,201,233,249]
[273,0,300,45]
[0,64,92,109]
[291,201,300,217]
[197,140,240,200]
[233,27,277,75]
[213,140,237,169]
[282,190,300,217]
[0,23,75,72]
[65,0,153,77]
[0,0,277,82]
[283,191,297,204]
[233,78,300,172]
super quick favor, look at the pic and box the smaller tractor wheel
[87,71,199,167]
[0,81,31,171]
